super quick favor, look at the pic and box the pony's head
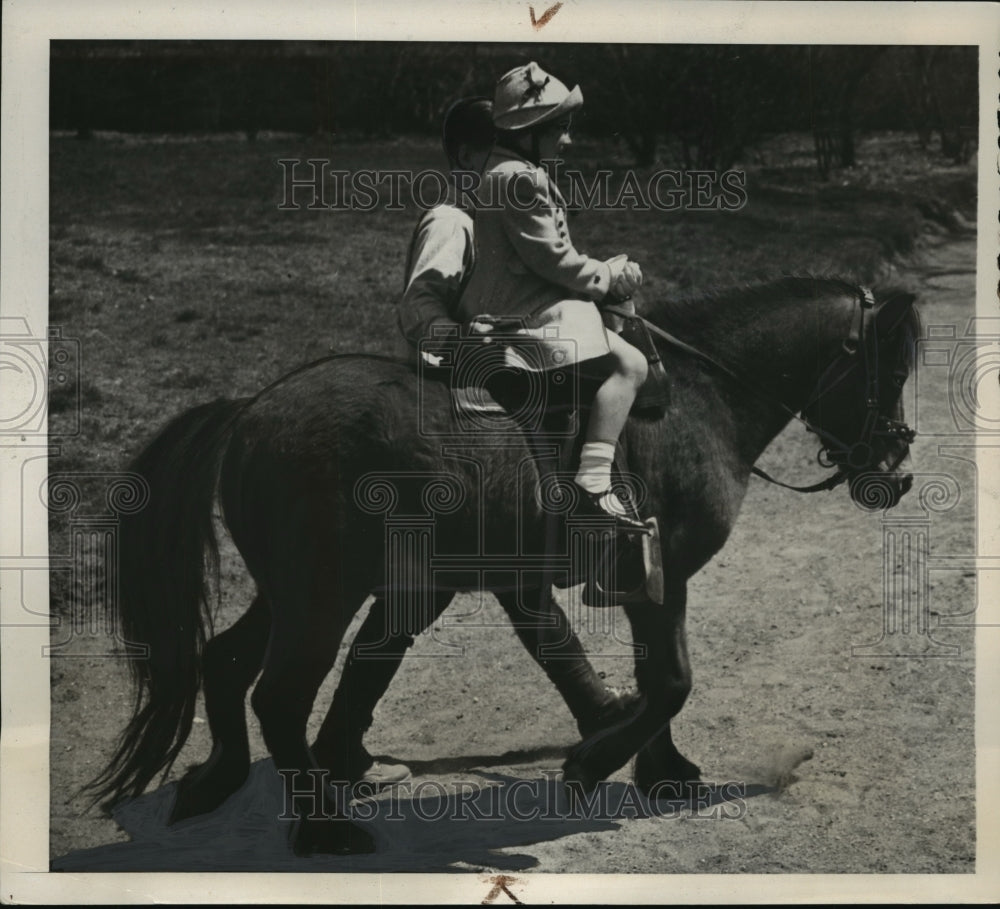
[800,289,919,510]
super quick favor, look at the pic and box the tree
[910,46,978,163]
[799,46,885,179]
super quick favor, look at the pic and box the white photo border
[2,0,999,903]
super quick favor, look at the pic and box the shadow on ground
[52,757,770,872]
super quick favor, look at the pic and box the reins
[603,286,901,495]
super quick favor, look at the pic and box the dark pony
[86,277,919,855]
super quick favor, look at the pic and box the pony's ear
[875,291,917,337]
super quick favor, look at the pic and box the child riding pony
[459,62,650,531]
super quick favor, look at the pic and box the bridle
[603,286,917,494]
[800,287,915,478]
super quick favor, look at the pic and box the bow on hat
[493,61,583,130]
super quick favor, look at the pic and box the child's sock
[574,440,616,493]
[574,441,630,517]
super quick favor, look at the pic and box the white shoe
[359,760,411,787]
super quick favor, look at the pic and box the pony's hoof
[563,762,608,816]
[634,751,702,798]
[292,818,376,856]
[169,790,212,825]
[168,778,233,825]
[168,762,250,824]
[562,758,601,800]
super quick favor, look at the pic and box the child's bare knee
[607,333,648,388]
[621,343,648,386]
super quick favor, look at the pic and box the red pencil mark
[529,2,563,30]
[482,874,524,904]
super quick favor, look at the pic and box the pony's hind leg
[169,594,270,823]
[251,585,375,856]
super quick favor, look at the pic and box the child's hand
[607,257,643,299]
[623,260,643,290]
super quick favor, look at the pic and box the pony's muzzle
[848,468,913,511]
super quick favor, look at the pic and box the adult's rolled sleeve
[398,208,470,344]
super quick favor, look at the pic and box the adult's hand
[466,316,498,340]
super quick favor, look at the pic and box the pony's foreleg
[629,582,700,792]
[311,591,453,782]
[563,579,696,792]
[169,594,270,823]
[494,586,640,737]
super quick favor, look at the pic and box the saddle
[422,309,669,421]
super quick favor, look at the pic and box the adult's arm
[397,209,470,346]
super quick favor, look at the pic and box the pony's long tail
[84,397,249,811]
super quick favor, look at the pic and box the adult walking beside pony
[327,94,640,788]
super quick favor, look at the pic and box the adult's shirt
[395,198,474,365]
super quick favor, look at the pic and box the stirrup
[575,486,651,534]
[581,517,664,607]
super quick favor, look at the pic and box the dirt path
[49,232,979,878]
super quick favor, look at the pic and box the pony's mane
[640,275,860,335]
